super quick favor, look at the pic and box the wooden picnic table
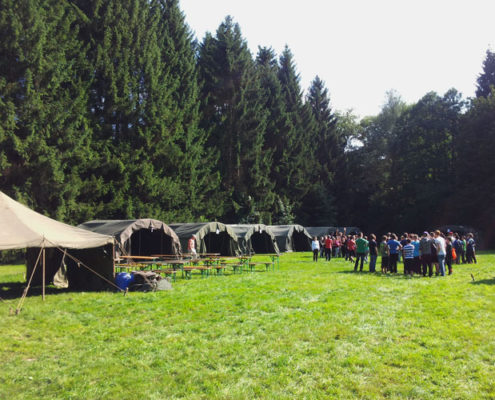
[119,255,158,262]
[151,254,184,259]
[264,253,280,269]
[199,253,221,258]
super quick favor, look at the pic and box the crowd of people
[310,230,477,277]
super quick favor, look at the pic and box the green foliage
[476,49,495,98]
[198,17,274,222]
[0,0,92,222]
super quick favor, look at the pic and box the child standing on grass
[380,235,389,273]
[403,239,415,275]
[312,236,320,262]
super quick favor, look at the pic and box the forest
[1,0,495,244]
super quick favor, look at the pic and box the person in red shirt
[324,235,333,261]
[333,236,341,258]
[346,235,356,262]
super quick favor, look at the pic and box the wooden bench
[153,269,177,282]
[247,262,274,272]
[220,263,242,274]
[182,265,211,279]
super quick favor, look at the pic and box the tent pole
[42,247,46,301]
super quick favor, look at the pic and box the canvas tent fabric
[0,191,113,250]
[331,227,361,235]
[228,224,280,255]
[267,225,312,252]
[78,219,181,257]
[169,222,240,256]
[0,191,115,290]
[305,227,334,238]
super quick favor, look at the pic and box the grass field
[1,253,494,399]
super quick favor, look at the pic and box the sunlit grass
[1,253,494,399]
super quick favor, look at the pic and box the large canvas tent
[305,227,333,238]
[0,191,115,293]
[79,219,181,257]
[331,227,361,235]
[228,224,280,255]
[268,225,312,252]
[169,222,240,256]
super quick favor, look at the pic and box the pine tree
[0,0,92,222]
[302,76,339,225]
[277,46,316,218]
[476,49,495,98]
[198,17,273,222]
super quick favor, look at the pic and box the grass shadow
[470,277,495,285]
[337,270,436,280]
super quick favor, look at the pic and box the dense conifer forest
[1,1,495,242]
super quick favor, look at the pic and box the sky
[180,0,495,118]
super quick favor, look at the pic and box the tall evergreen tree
[302,76,340,225]
[155,0,222,221]
[276,47,315,217]
[0,0,91,222]
[198,17,273,222]
[476,49,495,98]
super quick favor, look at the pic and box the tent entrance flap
[130,229,173,256]
[203,231,232,255]
[292,231,311,252]
[250,232,275,254]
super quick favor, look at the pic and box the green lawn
[1,253,494,399]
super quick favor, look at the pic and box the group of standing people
[311,230,477,277]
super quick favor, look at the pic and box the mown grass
[1,253,494,399]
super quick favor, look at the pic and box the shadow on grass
[0,281,72,300]
[337,270,438,280]
[0,281,116,300]
[470,277,495,285]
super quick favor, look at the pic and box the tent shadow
[470,277,495,285]
[0,281,111,300]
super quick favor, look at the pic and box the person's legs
[369,255,377,272]
[438,255,446,276]
[354,253,362,271]
[382,256,389,273]
[313,249,318,262]
[446,258,452,275]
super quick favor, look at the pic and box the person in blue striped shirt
[402,239,415,275]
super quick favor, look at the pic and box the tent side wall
[26,244,114,290]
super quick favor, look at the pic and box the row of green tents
[1,191,331,291]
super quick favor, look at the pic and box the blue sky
[180,0,495,117]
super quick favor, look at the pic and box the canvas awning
[169,222,240,256]
[267,225,312,252]
[228,224,279,255]
[0,191,113,250]
[79,219,181,256]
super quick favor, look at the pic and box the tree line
[1,0,495,244]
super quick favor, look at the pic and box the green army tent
[228,224,280,255]
[78,219,181,257]
[305,227,333,238]
[0,191,115,296]
[169,222,240,256]
[267,225,312,252]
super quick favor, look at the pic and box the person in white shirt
[311,237,320,262]
[188,235,197,259]
[434,230,446,276]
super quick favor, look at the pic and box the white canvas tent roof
[0,191,113,250]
